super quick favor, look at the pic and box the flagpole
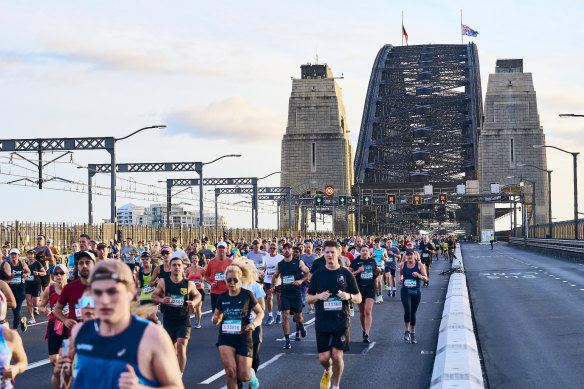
[402,11,404,46]
[460,9,463,44]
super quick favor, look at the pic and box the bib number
[75,304,82,321]
[404,279,417,288]
[26,275,35,281]
[169,294,185,307]
[215,272,225,282]
[194,280,200,287]
[324,297,343,311]
[142,285,155,294]
[422,253,429,258]
[222,319,242,334]
[9,276,21,284]
[282,275,294,285]
[362,270,373,280]
[266,266,276,275]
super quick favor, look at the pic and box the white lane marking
[275,318,315,341]
[27,358,51,369]
[361,341,376,354]
[190,310,212,319]
[202,353,284,385]
[562,281,568,283]
[29,320,49,327]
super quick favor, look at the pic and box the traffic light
[339,196,347,205]
[315,196,323,206]
[439,194,447,203]
[413,194,421,204]
[363,195,371,205]
[449,219,454,224]
[387,194,396,204]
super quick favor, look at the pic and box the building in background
[116,203,145,226]
[118,203,226,228]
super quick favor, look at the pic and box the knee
[176,341,187,354]
[331,350,343,362]
[318,353,330,365]
[225,367,237,379]
[237,369,251,382]
[364,307,372,316]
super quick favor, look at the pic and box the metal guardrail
[509,237,584,255]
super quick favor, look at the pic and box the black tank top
[157,264,171,280]
[6,261,25,292]
[164,277,190,324]
[278,258,302,295]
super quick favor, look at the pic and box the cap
[282,242,293,249]
[9,248,20,255]
[406,249,414,255]
[54,264,69,274]
[315,246,323,250]
[160,247,171,254]
[140,252,151,258]
[90,240,98,244]
[46,239,52,243]
[143,244,149,248]
[77,251,96,262]
[217,241,227,249]
[90,260,133,286]
[110,239,114,242]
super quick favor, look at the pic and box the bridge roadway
[462,242,584,389]
[11,258,451,388]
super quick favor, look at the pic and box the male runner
[372,238,388,303]
[246,240,266,276]
[65,260,184,388]
[418,236,435,287]
[203,242,232,312]
[263,242,282,325]
[307,241,361,389]
[151,256,201,373]
[271,243,310,349]
[350,245,378,343]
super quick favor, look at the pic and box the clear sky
[1,0,583,230]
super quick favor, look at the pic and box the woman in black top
[212,259,264,389]
[25,250,46,324]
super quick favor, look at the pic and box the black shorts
[386,268,396,277]
[47,321,68,355]
[25,282,41,297]
[217,334,253,357]
[421,259,431,268]
[263,282,272,291]
[40,274,51,288]
[316,328,350,353]
[280,293,302,314]
[252,324,262,344]
[358,284,376,301]
[196,288,205,302]
[163,320,191,342]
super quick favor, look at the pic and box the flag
[462,24,478,37]
[402,25,408,45]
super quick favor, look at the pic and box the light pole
[520,179,536,237]
[518,163,553,238]
[200,154,241,227]
[533,145,579,239]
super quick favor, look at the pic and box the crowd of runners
[0,233,458,388]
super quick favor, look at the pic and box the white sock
[269,312,273,317]
[278,311,281,316]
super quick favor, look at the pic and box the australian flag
[462,24,478,37]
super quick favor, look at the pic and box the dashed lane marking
[206,353,284,385]
[27,358,51,370]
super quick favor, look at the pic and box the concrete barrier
[430,245,485,389]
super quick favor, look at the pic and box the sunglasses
[162,252,170,255]
[79,296,95,308]
[226,278,239,284]
[270,247,276,250]
[53,271,66,276]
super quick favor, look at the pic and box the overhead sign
[325,186,334,196]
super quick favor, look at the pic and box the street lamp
[519,178,536,238]
[518,163,553,238]
[199,154,242,227]
[533,145,579,239]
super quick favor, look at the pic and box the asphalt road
[462,242,584,389]
[11,257,452,388]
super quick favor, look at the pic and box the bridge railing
[511,219,584,240]
[509,237,584,257]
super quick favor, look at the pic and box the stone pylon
[479,59,549,240]
[280,63,354,235]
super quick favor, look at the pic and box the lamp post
[200,154,241,228]
[533,145,579,239]
[518,163,553,238]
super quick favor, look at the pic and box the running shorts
[358,284,376,301]
[47,321,68,355]
[280,293,302,314]
[316,328,350,353]
[216,334,253,357]
[25,282,41,297]
[163,320,191,342]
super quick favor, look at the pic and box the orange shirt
[188,266,204,290]
[204,257,233,295]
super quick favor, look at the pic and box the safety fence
[511,219,584,240]
[509,237,584,258]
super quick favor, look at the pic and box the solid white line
[361,341,376,355]
[29,320,49,327]
[190,310,212,318]
[28,358,51,369]
[201,352,285,384]
[275,318,315,341]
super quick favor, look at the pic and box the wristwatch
[348,293,353,301]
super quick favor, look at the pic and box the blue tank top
[73,315,160,388]
[401,261,421,291]
[0,326,13,389]
[373,248,384,263]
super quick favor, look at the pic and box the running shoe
[410,333,417,344]
[275,313,281,324]
[384,284,388,290]
[307,308,315,315]
[194,322,202,329]
[403,330,410,342]
[20,317,28,332]
[363,333,371,344]
[249,368,259,389]
[295,331,301,341]
[392,290,396,298]
[378,295,383,303]
[349,307,354,317]
[320,370,332,389]
[283,339,292,349]
[387,290,391,297]
[300,324,307,338]
[34,307,39,316]
[266,316,274,325]
[27,318,36,325]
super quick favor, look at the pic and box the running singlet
[6,261,25,292]
[25,261,42,285]
[263,255,282,284]
[277,258,302,295]
[163,278,190,325]
[402,262,422,291]
[349,258,377,286]
[157,265,171,281]
[73,315,160,388]
[0,326,13,389]
[188,266,204,290]
[138,268,155,302]
[217,288,257,338]
[373,248,385,269]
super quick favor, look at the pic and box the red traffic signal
[439,194,447,203]
[388,194,396,204]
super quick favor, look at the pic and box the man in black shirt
[418,236,436,287]
[350,245,379,343]
[307,241,361,389]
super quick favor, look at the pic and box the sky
[1,0,583,230]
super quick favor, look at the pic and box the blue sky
[1,1,583,229]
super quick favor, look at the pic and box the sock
[325,368,332,374]
[332,386,339,389]
[245,368,258,386]
[278,311,281,316]
[285,334,290,341]
[269,312,273,317]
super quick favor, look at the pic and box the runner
[212,259,263,389]
[137,252,155,305]
[53,251,95,331]
[262,242,282,325]
[385,239,400,297]
[246,240,266,277]
[67,242,79,282]
[431,236,441,261]
[24,250,46,324]
[0,291,28,387]
[1,249,30,331]
[306,240,361,389]
[418,236,435,287]
[399,248,428,344]
[301,242,317,314]
[349,245,379,343]
[187,253,205,329]
[151,256,201,374]
[372,238,388,303]
[241,262,265,376]
[71,234,96,281]
[39,264,68,365]
[149,246,172,286]
[62,260,184,388]
[204,242,233,313]
[120,237,139,273]
[272,243,310,349]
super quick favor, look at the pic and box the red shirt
[57,278,87,322]
[204,257,232,295]
[343,251,355,262]
[188,266,204,290]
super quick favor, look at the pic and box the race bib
[422,253,429,258]
[75,304,82,321]
[255,263,264,271]
[9,275,21,284]
[215,272,225,282]
[62,306,69,316]
[249,311,256,320]
[266,266,276,275]
[194,279,200,287]
[26,275,35,281]
[362,270,373,280]
[404,279,417,288]
[222,319,242,334]
[169,294,185,307]
[376,262,384,270]
[324,297,343,311]
[282,275,295,285]
[142,285,155,294]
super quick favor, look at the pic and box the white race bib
[282,275,294,285]
[422,253,429,258]
[324,297,343,311]
[169,294,185,307]
[142,285,155,294]
[26,275,35,281]
[266,266,276,275]
[75,304,82,321]
[9,275,21,284]
[362,270,373,280]
[404,279,417,288]
[215,272,225,282]
[222,319,242,334]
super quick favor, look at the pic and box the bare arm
[150,278,167,305]
[2,329,27,381]
[186,282,201,310]
[293,261,310,286]
[0,281,16,309]
[149,266,160,287]
[40,287,51,316]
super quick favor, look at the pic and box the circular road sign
[325,186,334,196]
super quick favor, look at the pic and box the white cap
[54,264,68,274]
[217,241,227,249]
[8,248,20,255]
